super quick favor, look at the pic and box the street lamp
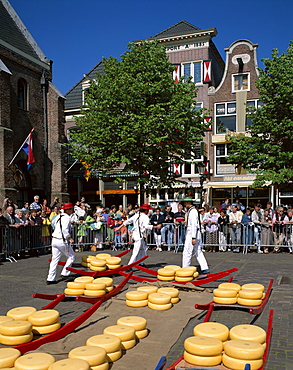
[197,162,207,206]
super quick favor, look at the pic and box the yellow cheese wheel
[262,342,267,350]
[86,334,121,353]
[157,268,176,277]
[126,299,148,308]
[64,288,84,296]
[193,322,229,342]
[147,302,172,311]
[67,281,86,289]
[193,272,199,278]
[0,332,33,345]
[48,358,90,370]
[106,257,121,265]
[90,259,107,267]
[126,291,148,301]
[86,283,106,290]
[157,275,175,281]
[74,276,94,283]
[135,328,149,339]
[218,282,241,292]
[213,288,238,298]
[176,268,194,277]
[0,320,32,336]
[121,338,137,350]
[182,266,197,273]
[96,253,111,261]
[14,352,55,370]
[237,297,263,306]
[28,310,59,326]
[171,297,180,304]
[241,283,265,292]
[184,336,223,356]
[184,351,222,366]
[89,265,107,272]
[69,345,107,366]
[148,292,171,305]
[222,353,263,370]
[262,293,266,299]
[175,276,193,282]
[164,265,181,271]
[6,306,36,321]
[224,339,265,360]
[137,286,158,294]
[81,261,91,268]
[117,316,147,331]
[157,287,179,298]
[103,325,135,342]
[106,286,114,293]
[84,290,106,297]
[230,324,266,344]
[106,264,121,270]
[0,348,21,368]
[90,362,109,370]
[0,316,14,325]
[213,296,237,305]
[106,349,122,362]
[93,277,113,287]
[82,255,96,263]
[32,322,61,334]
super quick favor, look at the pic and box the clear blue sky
[9,0,293,95]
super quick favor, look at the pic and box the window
[17,78,27,110]
[232,73,250,92]
[215,144,235,175]
[182,61,202,84]
[215,102,236,133]
[246,100,262,128]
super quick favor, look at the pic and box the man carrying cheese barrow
[118,204,159,266]
[46,203,75,285]
[183,197,210,274]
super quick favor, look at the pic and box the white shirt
[123,212,153,241]
[185,207,200,239]
[52,213,72,240]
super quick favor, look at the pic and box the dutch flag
[22,131,35,170]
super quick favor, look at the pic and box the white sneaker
[156,247,162,252]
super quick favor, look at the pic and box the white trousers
[47,238,76,281]
[182,235,209,271]
[128,238,148,265]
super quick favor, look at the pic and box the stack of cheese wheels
[106,257,122,270]
[237,283,265,307]
[0,347,21,368]
[157,287,180,304]
[14,352,55,370]
[96,253,111,262]
[0,320,33,345]
[104,325,136,351]
[81,255,96,268]
[89,258,107,272]
[175,266,198,282]
[65,277,94,296]
[126,290,148,307]
[28,309,61,335]
[117,316,148,340]
[6,306,37,321]
[69,345,108,370]
[86,334,122,363]
[214,282,241,305]
[156,268,175,281]
[223,339,265,370]
[193,322,229,342]
[48,358,90,370]
[230,324,266,349]
[184,336,223,367]
[93,277,114,293]
[136,286,158,295]
[148,292,172,311]
[84,282,107,297]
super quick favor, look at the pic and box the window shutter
[203,60,212,83]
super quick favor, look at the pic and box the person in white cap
[46,202,75,284]
[183,197,210,274]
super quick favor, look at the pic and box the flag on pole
[22,131,35,170]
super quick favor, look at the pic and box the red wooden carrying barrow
[7,272,132,354]
[194,278,274,315]
[155,306,274,370]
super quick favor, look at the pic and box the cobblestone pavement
[0,248,292,369]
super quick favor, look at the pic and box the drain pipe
[41,70,48,197]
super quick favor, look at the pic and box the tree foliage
[69,41,207,187]
[228,41,293,186]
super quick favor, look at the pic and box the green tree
[228,41,293,186]
[69,41,207,188]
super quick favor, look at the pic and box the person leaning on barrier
[2,206,20,228]
[46,203,75,285]
[229,204,242,253]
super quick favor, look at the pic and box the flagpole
[65,159,78,174]
[8,128,35,167]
